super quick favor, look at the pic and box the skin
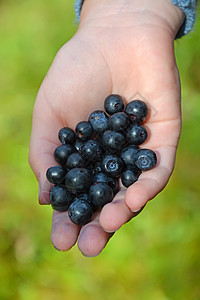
[29,0,185,256]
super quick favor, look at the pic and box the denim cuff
[74,0,84,22]
[171,0,197,37]
[74,0,197,37]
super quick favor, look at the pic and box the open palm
[29,14,181,256]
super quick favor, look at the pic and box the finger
[51,210,81,251]
[125,145,175,212]
[77,213,114,257]
[99,109,180,231]
[99,189,144,233]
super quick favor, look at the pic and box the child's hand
[29,0,184,256]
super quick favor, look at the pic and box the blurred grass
[0,0,200,299]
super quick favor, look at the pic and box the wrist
[79,0,185,38]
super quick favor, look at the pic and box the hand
[29,0,184,256]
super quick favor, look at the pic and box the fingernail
[132,208,141,212]
[132,205,145,213]
[53,245,67,252]
[104,230,116,234]
[80,251,100,258]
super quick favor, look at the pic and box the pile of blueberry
[46,95,157,226]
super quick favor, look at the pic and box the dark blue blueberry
[50,185,72,212]
[94,161,102,174]
[88,110,109,136]
[101,154,124,178]
[73,193,97,212]
[89,183,113,210]
[104,94,125,115]
[58,127,75,144]
[73,193,89,203]
[107,177,119,195]
[125,100,148,124]
[121,169,141,188]
[93,172,109,184]
[74,139,85,152]
[120,145,139,170]
[75,121,93,141]
[66,153,85,169]
[81,140,102,162]
[85,161,96,176]
[93,172,119,195]
[65,168,92,194]
[126,124,148,145]
[109,112,130,132]
[46,166,67,185]
[102,130,126,154]
[135,149,157,171]
[54,144,76,165]
[85,161,102,176]
[68,199,93,226]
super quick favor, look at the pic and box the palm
[29,23,181,256]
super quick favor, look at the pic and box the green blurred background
[0,1,199,299]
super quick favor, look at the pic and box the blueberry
[93,172,109,184]
[75,121,93,141]
[93,172,119,195]
[85,161,96,176]
[88,110,109,136]
[81,140,102,162]
[65,168,92,194]
[94,161,102,174]
[58,127,75,144]
[121,169,141,188]
[120,145,139,170]
[104,94,125,115]
[54,144,76,165]
[73,193,89,203]
[73,193,98,212]
[125,100,148,124]
[107,177,119,195]
[46,166,67,185]
[50,185,72,212]
[84,161,102,176]
[126,124,148,145]
[89,183,113,210]
[102,154,124,178]
[74,139,85,152]
[66,153,85,169]
[135,149,157,171]
[109,112,130,132]
[68,199,93,226]
[102,130,126,154]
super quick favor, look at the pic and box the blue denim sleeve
[74,0,197,37]
[171,0,197,37]
[74,0,84,22]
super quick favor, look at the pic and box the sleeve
[74,0,197,38]
[171,0,197,37]
[74,0,84,22]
